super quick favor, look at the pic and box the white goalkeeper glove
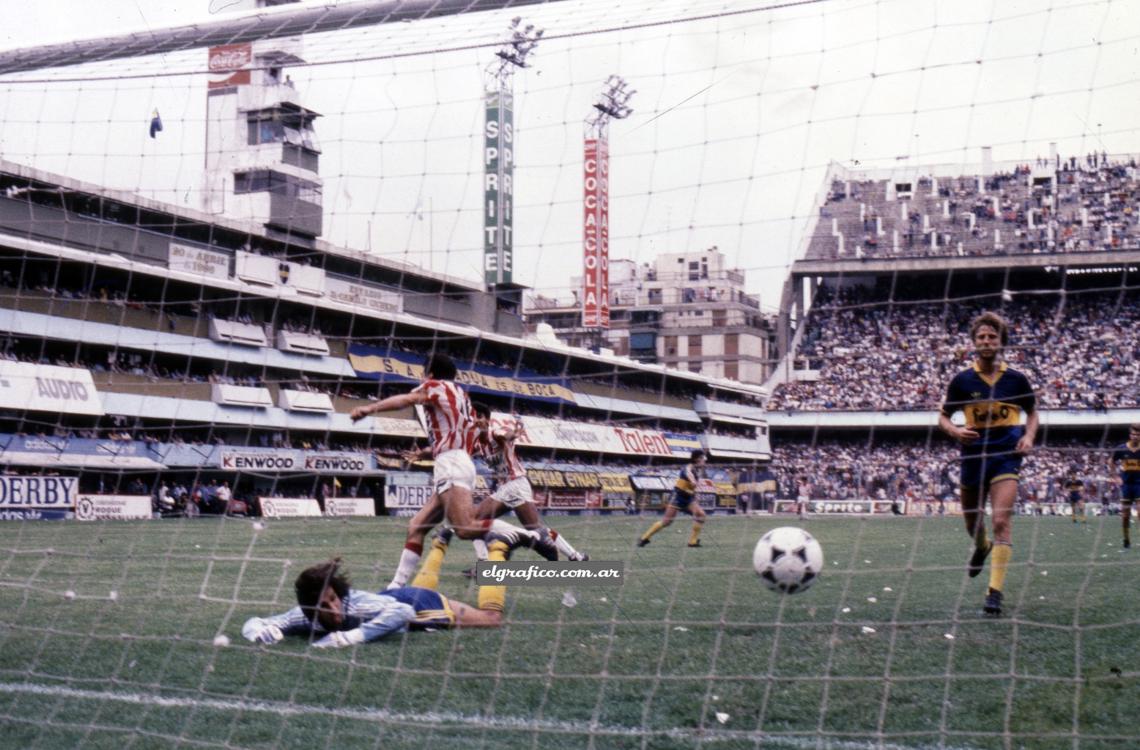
[312,628,365,649]
[241,617,284,645]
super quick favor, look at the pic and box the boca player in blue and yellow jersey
[1062,470,1088,526]
[1112,424,1140,549]
[638,450,709,548]
[938,311,1039,617]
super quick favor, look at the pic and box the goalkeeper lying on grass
[242,531,516,648]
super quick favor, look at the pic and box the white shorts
[433,449,476,494]
[491,477,534,509]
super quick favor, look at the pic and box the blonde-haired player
[938,311,1038,617]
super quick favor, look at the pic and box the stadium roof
[0,160,768,400]
[0,158,484,295]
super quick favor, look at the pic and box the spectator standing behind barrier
[216,481,233,514]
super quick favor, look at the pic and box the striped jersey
[471,419,524,478]
[412,379,475,457]
[250,589,416,643]
[485,426,526,481]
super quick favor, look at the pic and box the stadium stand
[0,160,770,520]
[770,436,1123,510]
[810,155,1140,261]
[767,287,1139,411]
[762,152,1140,518]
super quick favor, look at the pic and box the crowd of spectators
[279,317,322,336]
[813,154,1140,261]
[771,436,1128,505]
[768,289,1139,411]
[1,272,757,414]
[772,438,957,503]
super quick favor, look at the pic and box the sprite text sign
[484,90,514,286]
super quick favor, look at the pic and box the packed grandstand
[765,153,1139,514]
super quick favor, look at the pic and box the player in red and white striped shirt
[465,404,587,566]
[480,421,526,481]
[412,378,477,457]
[351,353,555,590]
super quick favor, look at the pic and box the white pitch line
[0,681,980,750]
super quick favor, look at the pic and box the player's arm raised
[350,390,430,422]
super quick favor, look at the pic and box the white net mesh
[0,0,1138,748]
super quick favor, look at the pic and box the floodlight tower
[582,75,635,331]
[482,17,542,297]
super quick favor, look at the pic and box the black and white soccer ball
[753,527,824,594]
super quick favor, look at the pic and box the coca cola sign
[209,43,251,72]
[207,44,252,89]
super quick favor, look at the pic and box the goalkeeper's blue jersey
[257,588,429,643]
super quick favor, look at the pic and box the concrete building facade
[525,247,775,385]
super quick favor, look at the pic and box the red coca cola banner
[582,139,610,328]
[207,44,252,90]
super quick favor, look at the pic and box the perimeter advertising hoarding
[384,472,433,511]
[0,475,78,509]
[323,498,375,517]
[259,498,323,518]
[772,499,903,515]
[75,495,152,521]
[0,475,78,519]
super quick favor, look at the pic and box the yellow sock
[688,523,702,545]
[410,540,447,591]
[987,543,1012,593]
[974,525,988,550]
[641,521,666,542]
[477,540,508,612]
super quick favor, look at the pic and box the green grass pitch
[1,515,1137,749]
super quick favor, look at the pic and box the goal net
[0,1,1137,748]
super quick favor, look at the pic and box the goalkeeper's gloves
[241,617,284,645]
[312,628,365,649]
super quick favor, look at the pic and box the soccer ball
[753,527,824,594]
